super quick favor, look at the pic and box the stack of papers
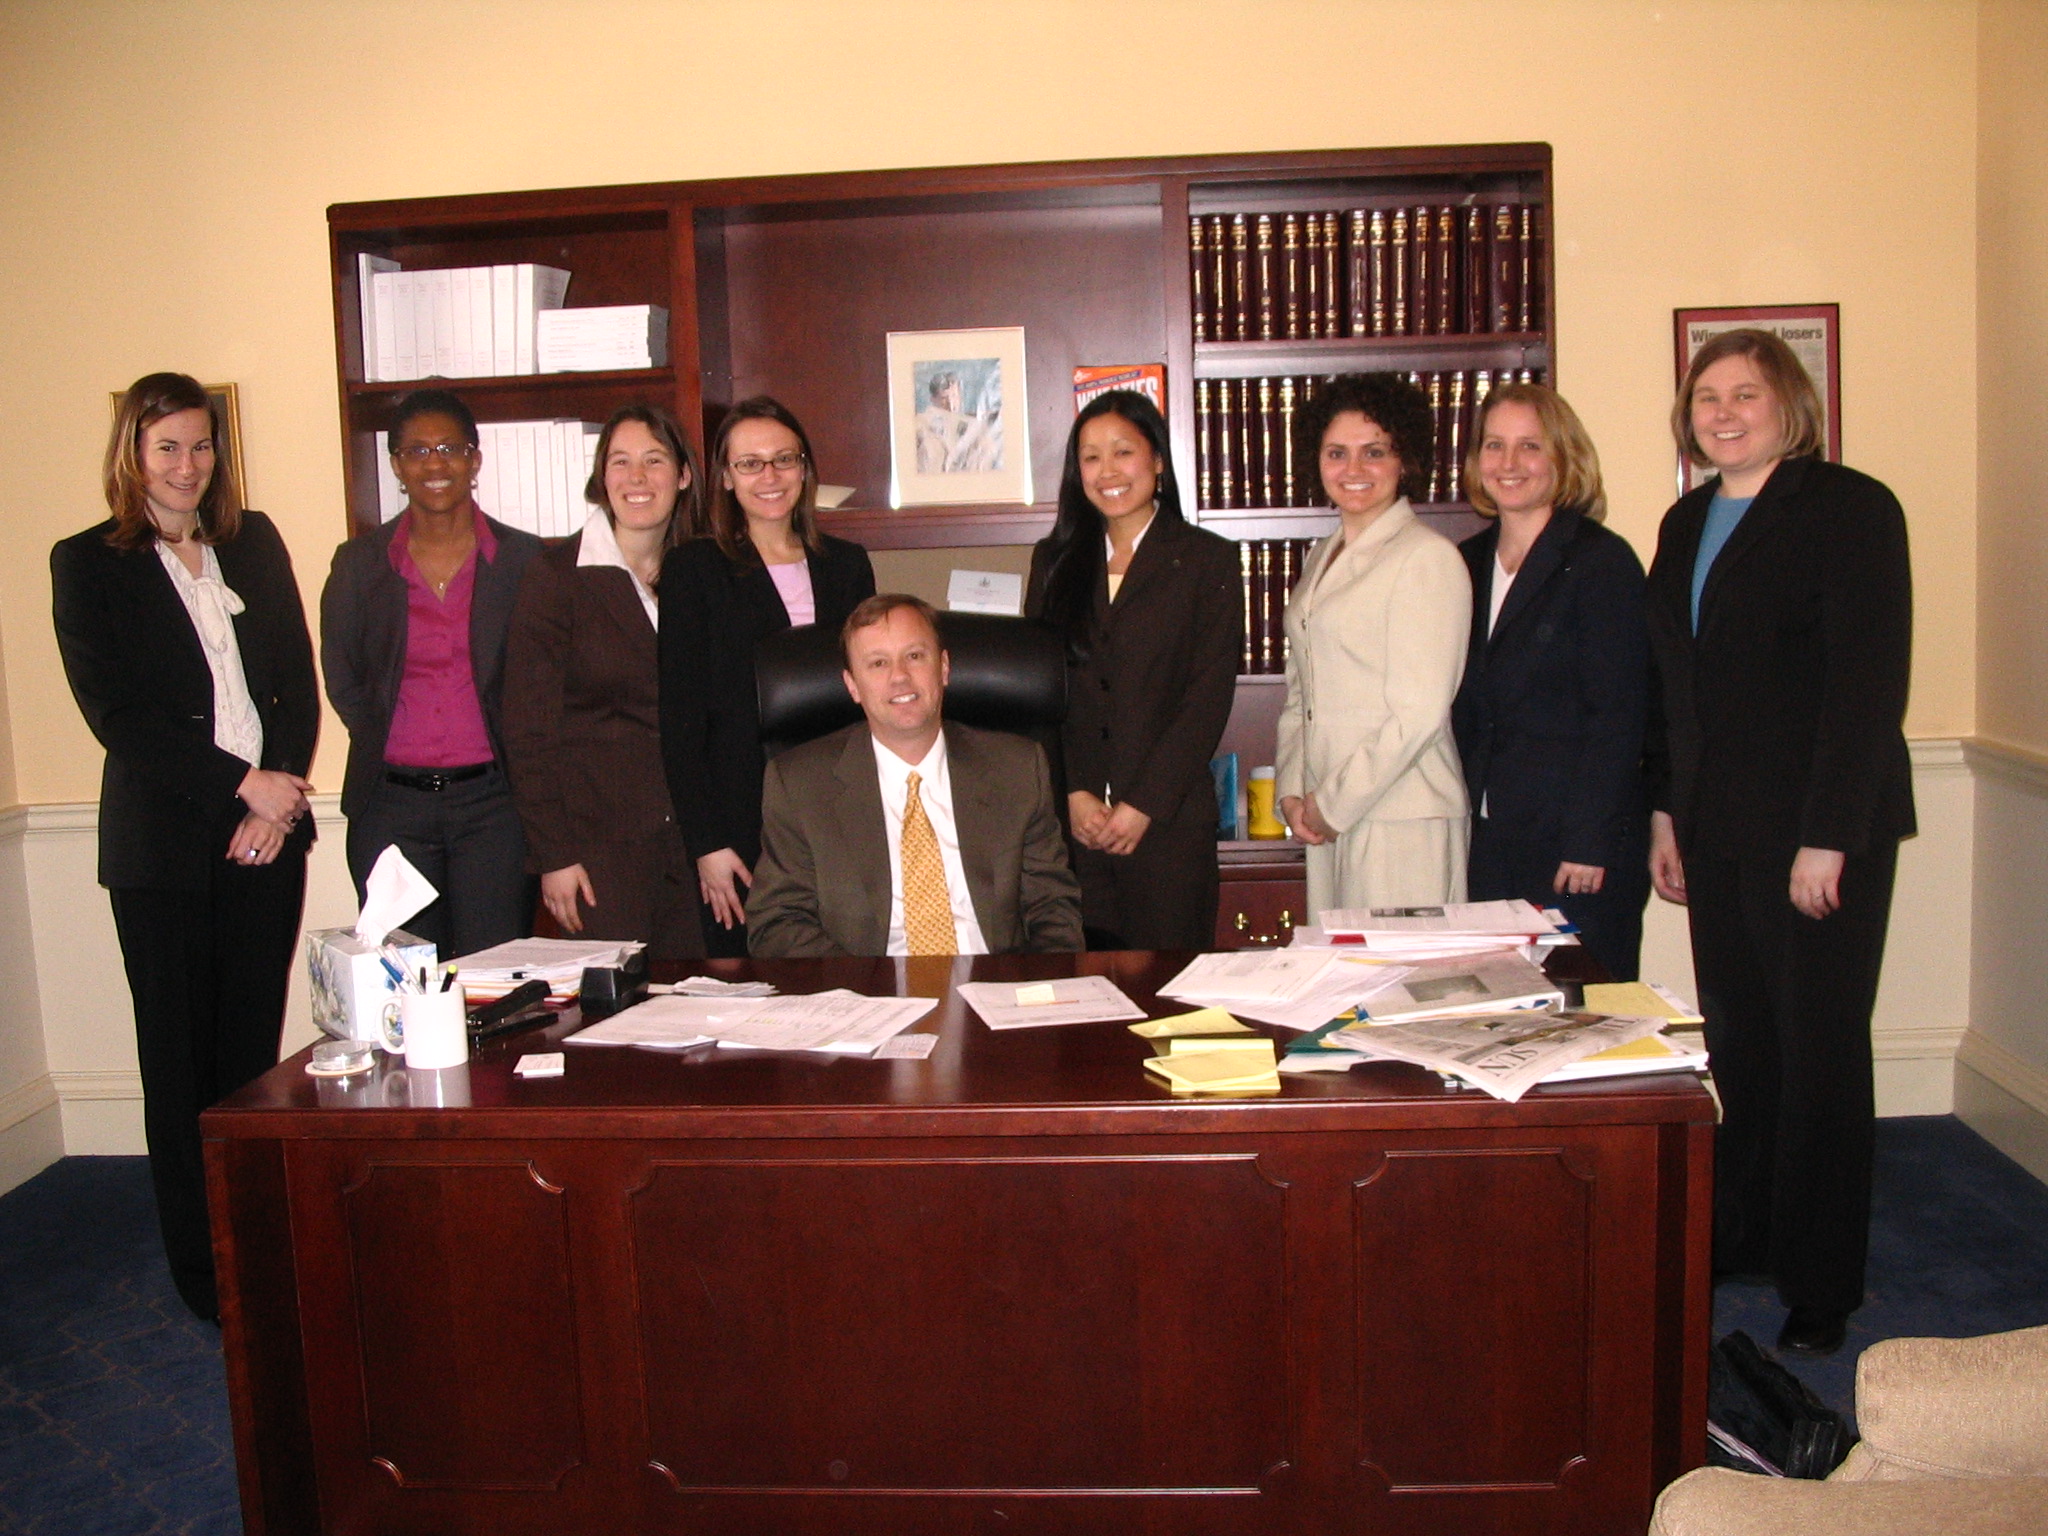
[449,938,645,1001]
[1582,981,1704,1025]
[1143,1034,1281,1095]
[1316,899,1560,958]
[1159,950,1414,1031]
[1326,1009,1669,1102]
[658,976,778,998]
[569,989,933,1055]
[955,976,1145,1030]
[1545,1032,1710,1082]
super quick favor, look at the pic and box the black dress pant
[1685,840,1899,1314]
[1073,798,1220,952]
[108,851,306,1321]
[1467,813,1650,981]
[345,764,532,960]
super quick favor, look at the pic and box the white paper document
[1317,900,1559,956]
[1328,1010,1668,1102]
[565,994,730,1049]
[876,1033,939,1060]
[659,976,778,998]
[452,937,645,997]
[1157,949,1342,1004]
[710,990,936,1054]
[1353,951,1563,1023]
[1162,952,1415,1031]
[955,975,1147,1029]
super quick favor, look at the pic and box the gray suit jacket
[747,722,1083,958]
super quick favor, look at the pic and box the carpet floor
[4,1113,2046,1532]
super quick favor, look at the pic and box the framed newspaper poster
[886,327,1032,508]
[1672,304,1840,495]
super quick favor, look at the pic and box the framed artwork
[108,381,247,507]
[1673,304,1839,494]
[886,327,1032,508]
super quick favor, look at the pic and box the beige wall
[0,0,1980,810]
[1977,0,2048,755]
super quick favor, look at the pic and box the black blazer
[51,512,318,890]
[1026,515,1242,830]
[1644,455,1915,859]
[1450,509,1649,869]
[319,512,542,819]
[658,534,876,866]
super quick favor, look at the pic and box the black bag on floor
[1705,1330,1854,1478]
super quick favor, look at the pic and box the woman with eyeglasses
[321,388,542,959]
[659,396,875,953]
[52,372,318,1320]
[503,405,707,959]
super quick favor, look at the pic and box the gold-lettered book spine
[1389,209,1409,335]
[1298,213,1318,340]
[1322,211,1341,337]
[1195,378,1214,507]
[1282,214,1303,340]
[1255,214,1276,341]
[1189,215,1208,343]
[1238,542,1255,673]
[1229,214,1251,341]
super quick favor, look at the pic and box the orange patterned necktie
[901,771,958,956]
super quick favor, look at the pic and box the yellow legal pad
[1582,982,1705,1025]
[1129,1008,1261,1039]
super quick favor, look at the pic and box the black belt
[385,763,491,792]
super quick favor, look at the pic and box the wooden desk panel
[206,951,1711,1536]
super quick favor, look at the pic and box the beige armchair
[1651,1323,2048,1536]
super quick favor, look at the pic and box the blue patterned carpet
[0,1159,237,1535]
[4,1116,2047,1532]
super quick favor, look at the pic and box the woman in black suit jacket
[503,404,706,959]
[51,372,318,1321]
[1450,383,1649,978]
[659,396,875,954]
[1646,329,1913,1356]
[1026,390,1241,949]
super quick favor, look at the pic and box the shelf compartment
[1194,336,1549,379]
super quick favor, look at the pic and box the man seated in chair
[747,594,1083,957]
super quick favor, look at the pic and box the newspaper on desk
[955,975,1146,1029]
[1327,1009,1669,1102]
[1353,950,1563,1023]
[1160,950,1415,1031]
[568,988,933,1055]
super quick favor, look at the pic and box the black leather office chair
[754,611,1067,758]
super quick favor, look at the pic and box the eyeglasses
[727,450,805,477]
[395,442,475,464]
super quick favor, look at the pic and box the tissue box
[306,928,436,1043]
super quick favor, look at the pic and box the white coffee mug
[380,988,469,1070]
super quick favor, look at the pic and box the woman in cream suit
[1277,374,1471,918]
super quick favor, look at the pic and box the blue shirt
[1691,492,1755,633]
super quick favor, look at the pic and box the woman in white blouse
[503,404,706,958]
[51,372,319,1321]
[1276,374,1471,919]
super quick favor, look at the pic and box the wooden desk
[205,951,1712,1536]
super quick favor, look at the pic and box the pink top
[383,509,498,768]
[766,558,815,626]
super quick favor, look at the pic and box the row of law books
[374,420,600,538]
[1235,539,1314,675]
[1190,204,1545,344]
[1196,367,1546,511]
[357,256,569,382]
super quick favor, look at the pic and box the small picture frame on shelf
[1673,304,1840,494]
[886,327,1032,508]
[110,381,247,508]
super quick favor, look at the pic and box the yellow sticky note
[1584,982,1704,1024]
[1130,1008,1255,1039]
[1145,1053,1283,1093]
[1014,983,1060,1006]
[1169,1036,1276,1061]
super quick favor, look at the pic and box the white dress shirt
[157,539,263,766]
[575,506,658,629]
[871,731,989,957]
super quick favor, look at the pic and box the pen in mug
[377,955,412,993]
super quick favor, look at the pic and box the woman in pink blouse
[321,389,542,959]
[658,397,874,955]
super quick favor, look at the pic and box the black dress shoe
[1777,1306,1848,1356]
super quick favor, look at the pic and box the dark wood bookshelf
[326,144,1554,542]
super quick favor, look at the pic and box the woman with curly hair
[1276,374,1471,917]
